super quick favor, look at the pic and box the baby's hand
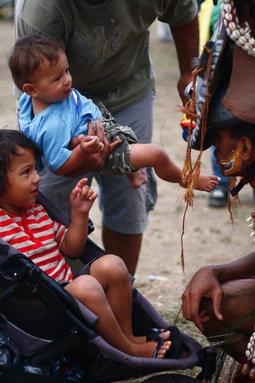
[70,178,97,214]
[69,134,85,149]
[80,136,104,153]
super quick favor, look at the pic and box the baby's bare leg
[195,175,219,192]
[130,143,181,183]
[128,170,148,188]
[130,144,219,191]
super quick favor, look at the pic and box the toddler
[0,129,173,358]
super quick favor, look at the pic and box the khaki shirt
[16,0,197,112]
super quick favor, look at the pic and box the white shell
[224,3,231,12]
[240,36,248,45]
[225,12,232,21]
[228,21,236,31]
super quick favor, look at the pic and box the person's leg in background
[208,146,229,207]
[96,90,157,275]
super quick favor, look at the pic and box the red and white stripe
[0,204,73,283]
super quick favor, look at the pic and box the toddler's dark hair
[8,35,64,90]
[0,129,41,196]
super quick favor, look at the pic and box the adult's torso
[16,0,196,112]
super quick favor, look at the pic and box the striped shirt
[0,204,73,283]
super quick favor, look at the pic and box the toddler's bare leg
[65,272,170,357]
[90,255,134,339]
[90,255,171,345]
[89,255,173,344]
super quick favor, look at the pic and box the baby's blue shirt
[19,89,102,172]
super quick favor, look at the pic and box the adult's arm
[170,16,199,105]
[158,0,199,104]
[182,251,255,331]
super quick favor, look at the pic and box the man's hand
[181,266,224,332]
[177,72,192,105]
[79,120,122,171]
[93,120,122,154]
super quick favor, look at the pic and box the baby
[10,36,219,192]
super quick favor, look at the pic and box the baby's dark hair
[0,129,41,196]
[8,35,64,91]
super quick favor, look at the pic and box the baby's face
[32,52,72,104]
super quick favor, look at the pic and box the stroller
[0,193,217,383]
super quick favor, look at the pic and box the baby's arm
[55,121,121,176]
[60,178,97,259]
[55,121,104,175]
[69,134,104,152]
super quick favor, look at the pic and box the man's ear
[22,83,37,97]
[238,137,253,160]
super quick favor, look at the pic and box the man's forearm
[170,16,199,76]
[214,252,255,283]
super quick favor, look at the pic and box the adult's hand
[76,120,121,172]
[94,121,122,155]
[181,266,224,332]
[177,72,192,106]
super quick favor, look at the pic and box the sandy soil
[0,15,254,379]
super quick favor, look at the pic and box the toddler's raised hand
[70,178,98,214]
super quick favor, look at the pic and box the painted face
[0,148,41,215]
[32,52,72,104]
[213,129,243,176]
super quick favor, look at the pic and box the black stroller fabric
[0,193,215,382]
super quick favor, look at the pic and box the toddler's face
[31,52,72,104]
[0,148,41,215]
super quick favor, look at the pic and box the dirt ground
[0,14,254,379]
